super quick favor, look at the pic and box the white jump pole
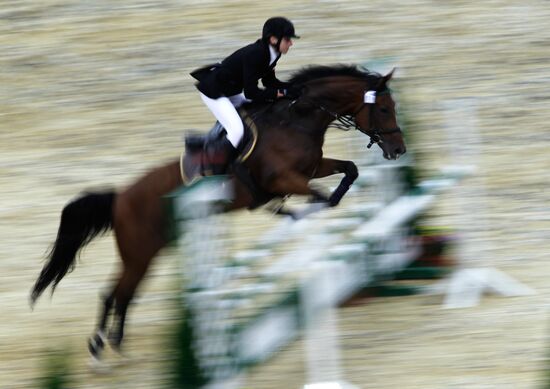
[300,259,361,389]
[439,99,535,308]
[176,177,244,389]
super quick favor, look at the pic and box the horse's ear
[385,67,396,82]
[377,67,396,89]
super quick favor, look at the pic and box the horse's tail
[30,191,116,306]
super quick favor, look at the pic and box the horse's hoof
[88,334,105,359]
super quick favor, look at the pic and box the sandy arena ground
[1,1,549,388]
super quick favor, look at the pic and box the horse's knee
[346,161,359,181]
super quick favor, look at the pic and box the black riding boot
[204,136,238,176]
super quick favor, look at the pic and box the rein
[295,89,401,149]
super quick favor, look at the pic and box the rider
[190,16,299,175]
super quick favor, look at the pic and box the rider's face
[269,36,293,54]
[279,37,293,54]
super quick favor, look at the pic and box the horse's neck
[285,105,332,137]
[243,96,344,146]
[307,75,367,115]
[309,88,355,115]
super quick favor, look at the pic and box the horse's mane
[288,64,381,86]
[241,64,382,118]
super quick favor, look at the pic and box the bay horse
[30,65,405,362]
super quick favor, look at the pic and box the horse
[30,64,405,362]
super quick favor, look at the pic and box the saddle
[184,121,225,151]
[180,110,258,185]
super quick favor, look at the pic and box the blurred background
[1,1,549,388]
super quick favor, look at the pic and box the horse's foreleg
[270,171,329,200]
[313,158,358,207]
[268,171,331,219]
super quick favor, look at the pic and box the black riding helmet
[262,17,300,50]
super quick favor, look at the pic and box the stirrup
[185,122,225,151]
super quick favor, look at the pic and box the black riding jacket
[192,39,290,102]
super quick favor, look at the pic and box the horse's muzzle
[384,145,406,160]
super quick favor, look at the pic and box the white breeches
[200,92,249,148]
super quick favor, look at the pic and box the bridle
[296,88,402,149]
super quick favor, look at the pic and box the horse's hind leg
[107,224,164,353]
[107,266,147,352]
[88,291,115,360]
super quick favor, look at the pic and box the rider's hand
[277,89,286,98]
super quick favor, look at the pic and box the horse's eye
[379,107,390,114]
